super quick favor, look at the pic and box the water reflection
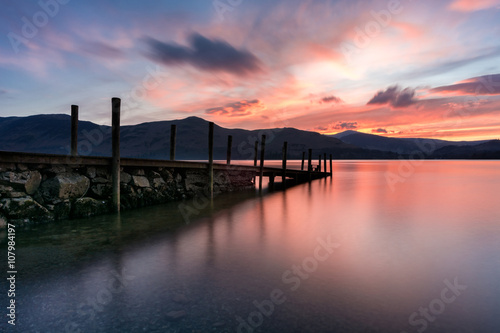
[4,161,500,332]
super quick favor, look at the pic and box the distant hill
[330,130,489,154]
[0,115,398,160]
[431,140,500,159]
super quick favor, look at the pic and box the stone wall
[0,162,254,228]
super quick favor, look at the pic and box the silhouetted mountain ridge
[1,115,498,159]
[0,115,397,159]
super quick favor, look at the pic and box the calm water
[2,160,500,333]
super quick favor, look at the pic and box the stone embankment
[0,161,254,227]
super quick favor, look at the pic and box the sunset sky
[1,0,500,140]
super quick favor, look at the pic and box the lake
[2,160,500,332]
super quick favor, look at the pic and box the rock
[133,169,145,176]
[86,167,97,179]
[120,172,132,184]
[1,197,53,222]
[148,170,161,178]
[71,198,109,218]
[92,177,109,184]
[25,171,42,194]
[132,176,150,188]
[185,172,208,192]
[166,310,186,321]
[160,169,174,183]
[49,165,66,174]
[0,171,30,188]
[95,167,108,177]
[41,173,90,201]
[7,192,26,198]
[54,200,71,220]
[152,177,165,188]
[90,184,112,198]
[0,163,16,172]
[17,164,28,171]
[0,185,14,195]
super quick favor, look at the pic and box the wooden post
[208,122,214,198]
[282,141,287,187]
[254,141,258,167]
[259,135,266,191]
[70,105,78,156]
[111,98,121,213]
[330,154,333,176]
[301,151,305,171]
[170,124,176,161]
[324,153,327,174]
[269,174,275,191]
[308,149,312,181]
[318,155,322,172]
[226,135,232,165]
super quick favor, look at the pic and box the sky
[1,0,500,141]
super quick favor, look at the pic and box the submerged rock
[71,198,109,218]
[1,197,53,223]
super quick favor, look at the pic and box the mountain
[331,130,491,155]
[431,140,500,159]
[0,115,399,160]
[330,130,500,159]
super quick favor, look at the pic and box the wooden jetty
[0,98,332,216]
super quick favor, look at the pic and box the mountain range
[0,115,499,160]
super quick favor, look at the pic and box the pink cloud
[448,0,500,12]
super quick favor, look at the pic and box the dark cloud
[206,99,262,117]
[145,33,261,76]
[320,95,343,104]
[372,128,388,134]
[334,121,358,130]
[367,85,417,108]
[0,89,7,95]
[430,73,500,95]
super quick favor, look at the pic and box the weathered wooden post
[330,154,333,176]
[301,151,305,171]
[170,124,176,161]
[254,141,258,167]
[282,141,288,187]
[71,105,78,156]
[226,135,232,165]
[111,98,121,213]
[324,153,327,174]
[318,155,322,172]
[259,135,266,191]
[308,148,312,181]
[208,122,214,198]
